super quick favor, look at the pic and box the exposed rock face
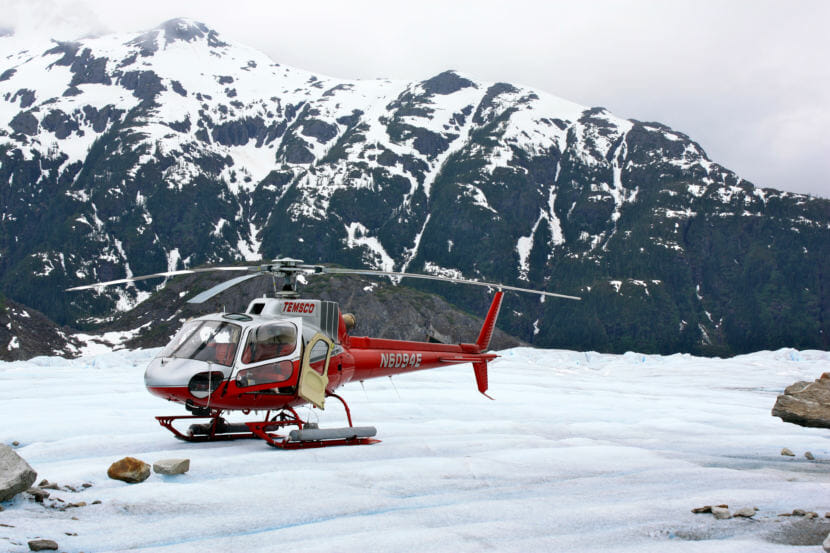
[107,457,151,483]
[153,458,190,475]
[0,443,37,502]
[772,373,830,429]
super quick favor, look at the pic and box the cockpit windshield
[160,320,241,366]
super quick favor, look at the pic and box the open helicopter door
[298,333,334,409]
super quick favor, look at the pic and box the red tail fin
[473,361,494,400]
[476,291,504,352]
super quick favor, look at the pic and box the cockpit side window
[241,323,297,364]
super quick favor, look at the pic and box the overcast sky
[1,0,827,198]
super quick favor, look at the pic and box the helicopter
[68,258,580,449]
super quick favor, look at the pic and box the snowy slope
[1,347,829,552]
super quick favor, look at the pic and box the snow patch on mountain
[345,222,394,272]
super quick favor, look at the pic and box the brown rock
[772,376,830,429]
[27,539,58,551]
[805,451,815,460]
[25,487,50,503]
[107,457,151,483]
[692,505,712,513]
[781,447,795,456]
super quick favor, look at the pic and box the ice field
[1,347,829,552]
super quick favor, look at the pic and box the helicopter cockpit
[145,298,342,410]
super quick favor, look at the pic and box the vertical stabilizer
[473,361,494,400]
[476,291,504,352]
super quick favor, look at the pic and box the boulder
[772,373,830,428]
[781,448,795,456]
[107,457,151,483]
[153,458,190,475]
[0,443,37,502]
[824,530,830,553]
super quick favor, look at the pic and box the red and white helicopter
[69,259,579,449]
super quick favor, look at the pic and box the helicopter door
[298,333,333,409]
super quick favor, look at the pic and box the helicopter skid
[155,398,381,449]
[245,421,379,449]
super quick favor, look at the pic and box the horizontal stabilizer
[439,355,497,364]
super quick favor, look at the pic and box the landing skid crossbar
[155,394,380,449]
[156,413,262,442]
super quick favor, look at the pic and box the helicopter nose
[144,357,230,389]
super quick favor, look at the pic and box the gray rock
[772,374,830,429]
[733,506,757,518]
[0,443,37,502]
[153,458,190,475]
[712,506,732,520]
[805,451,815,460]
[823,530,830,553]
[781,447,795,456]
[27,539,58,551]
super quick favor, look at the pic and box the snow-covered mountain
[1,18,828,355]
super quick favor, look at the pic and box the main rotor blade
[187,273,264,304]
[321,268,581,300]
[65,266,252,291]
